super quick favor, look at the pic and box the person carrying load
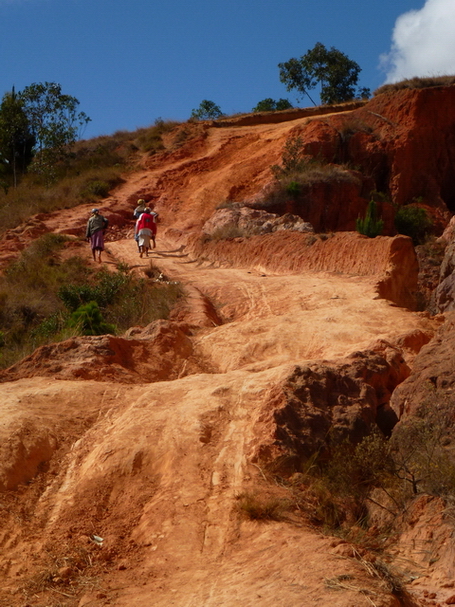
[86,208,108,263]
[135,207,157,257]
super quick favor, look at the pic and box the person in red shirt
[134,207,157,257]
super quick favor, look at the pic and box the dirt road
[0,117,439,606]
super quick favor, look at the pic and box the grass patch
[208,224,247,241]
[236,491,289,521]
[375,74,455,96]
[134,118,181,154]
[0,121,189,235]
[0,130,136,233]
[0,235,183,368]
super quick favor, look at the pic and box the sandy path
[108,235,430,372]
[0,230,431,606]
[0,115,435,606]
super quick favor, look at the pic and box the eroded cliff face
[239,86,455,234]
[0,88,455,607]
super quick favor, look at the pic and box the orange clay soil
[0,113,446,607]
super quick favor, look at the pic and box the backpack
[137,212,156,232]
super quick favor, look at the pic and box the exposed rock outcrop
[0,320,198,384]
[390,312,455,419]
[202,204,314,237]
[249,345,410,473]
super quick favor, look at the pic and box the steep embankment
[0,95,450,607]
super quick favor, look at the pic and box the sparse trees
[190,99,224,120]
[252,98,293,112]
[0,88,35,189]
[19,82,91,154]
[279,42,370,105]
[18,82,91,180]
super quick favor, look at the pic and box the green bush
[0,238,183,367]
[79,179,111,200]
[286,181,301,198]
[68,301,116,336]
[356,199,384,238]
[58,268,129,311]
[190,100,223,120]
[252,98,293,112]
[394,205,433,245]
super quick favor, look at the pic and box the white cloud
[381,0,455,82]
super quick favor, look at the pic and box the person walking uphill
[135,207,157,258]
[133,199,147,220]
[86,208,109,263]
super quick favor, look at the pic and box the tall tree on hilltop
[0,87,35,189]
[279,42,370,105]
[20,82,91,153]
[19,82,91,180]
[190,100,224,120]
[252,98,293,112]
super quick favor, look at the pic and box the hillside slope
[0,96,451,607]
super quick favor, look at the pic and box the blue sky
[1,0,454,139]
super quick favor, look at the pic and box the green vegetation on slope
[0,233,182,368]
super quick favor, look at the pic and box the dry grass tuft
[236,491,289,521]
[375,74,455,96]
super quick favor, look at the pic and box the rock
[435,274,455,312]
[0,320,197,384]
[202,205,313,237]
[58,566,73,579]
[390,312,455,419]
[249,347,410,472]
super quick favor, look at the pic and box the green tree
[394,205,433,245]
[252,98,293,112]
[190,99,224,120]
[68,301,115,336]
[0,88,35,189]
[356,199,384,238]
[278,42,370,105]
[19,82,90,179]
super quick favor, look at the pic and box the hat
[137,199,145,205]
[145,207,151,213]
[91,208,99,214]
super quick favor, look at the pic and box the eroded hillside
[1,91,455,607]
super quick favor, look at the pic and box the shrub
[286,181,301,198]
[68,301,116,336]
[78,179,111,200]
[356,199,384,238]
[375,75,455,96]
[252,98,293,112]
[271,135,307,178]
[58,267,129,311]
[0,237,183,367]
[394,205,433,245]
[190,100,223,121]
[390,397,455,497]
[236,491,288,521]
